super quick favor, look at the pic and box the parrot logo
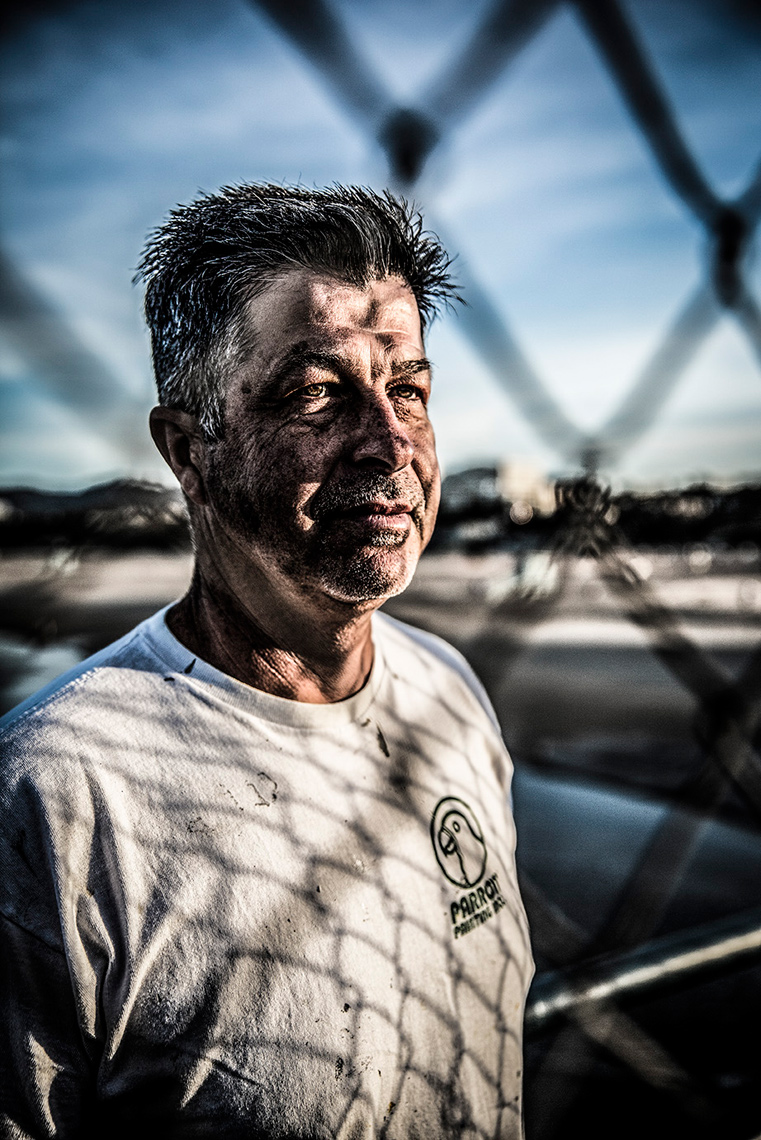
[431,797,487,888]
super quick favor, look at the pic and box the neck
[167,554,378,705]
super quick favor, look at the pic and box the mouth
[310,476,424,542]
[341,500,411,518]
[330,500,414,535]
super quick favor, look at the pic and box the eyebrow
[269,345,432,388]
[390,358,432,381]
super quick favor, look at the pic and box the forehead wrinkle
[339,281,421,338]
[364,295,381,326]
[339,277,409,328]
[269,342,369,388]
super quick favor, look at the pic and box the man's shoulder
[374,611,501,733]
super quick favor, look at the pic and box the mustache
[310,474,422,522]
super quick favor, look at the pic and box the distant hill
[433,468,761,552]
[0,479,190,549]
[1,474,759,552]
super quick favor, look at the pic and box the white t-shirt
[0,608,533,1139]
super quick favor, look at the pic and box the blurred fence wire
[249,0,761,1133]
[1,0,760,1136]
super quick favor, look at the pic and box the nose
[348,392,415,473]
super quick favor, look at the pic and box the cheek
[228,424,300,488]
[265,418,338,465]
[247,430,336,523]
[276,447,332,508]
[409,440,439,542]
[416,426,440,489]
[427,469,441,513]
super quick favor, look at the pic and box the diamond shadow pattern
[249,1,761,1134]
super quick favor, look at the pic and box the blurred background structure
[2,1,761,1136]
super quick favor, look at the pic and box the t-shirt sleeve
[0,916,95,1139]
[0,748,97,1139]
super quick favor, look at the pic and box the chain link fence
[1,1,761,1136]
[246,1,761,1134]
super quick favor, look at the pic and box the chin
[318,546,419,604]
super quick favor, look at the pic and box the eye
[391,382,427,405]
[290,380,340,408]
[300,382,331,399]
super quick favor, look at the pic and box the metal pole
[526,906,761,1038]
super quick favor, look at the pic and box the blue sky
[1,0,760,490]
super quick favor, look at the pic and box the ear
[149,406,209,506]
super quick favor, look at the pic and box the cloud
[1,0,759,489]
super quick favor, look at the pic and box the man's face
[203,269,440,606]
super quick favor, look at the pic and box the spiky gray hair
[136,183,458,440]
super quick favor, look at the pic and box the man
[0,184,533,1138]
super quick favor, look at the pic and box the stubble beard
[313,528,419,603]
[205,453,425,605]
